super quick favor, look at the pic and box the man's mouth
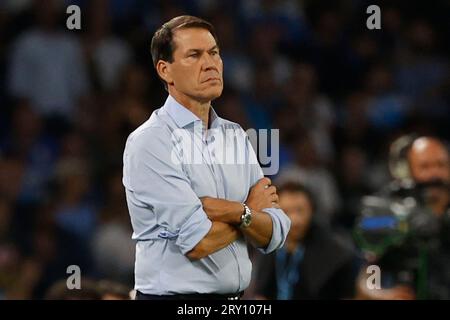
[202,77,221,83]
[416,179,450,190]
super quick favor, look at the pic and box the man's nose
[430,166,448,179]
[423,169,446,183]
[201,53,218,71]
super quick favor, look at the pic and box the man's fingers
[267,186,277,194]
[270,193,279,203]
[259,177,271,188]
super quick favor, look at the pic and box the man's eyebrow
[186,48,202,53]
[185,45,219,53]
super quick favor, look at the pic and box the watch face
[243,213,251,227]
[241,205,252,228]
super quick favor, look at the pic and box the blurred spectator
[52,156,98,242]
[242,66,281,130]
[1,0,33,14]
[365,63,410,131]
[216,91,251,130]
[92,171,134,285]
[307,7,350,98]
[272,105,298,170]
[276,135,341,226]
[336,91,372,147]
[44,277,131,300]
[356,136,450,300]
[239,0,309,50]
[0,196,22,299]
[96,279,132,300]
[334,145,372,229]
[8,203,94,299]
[91,64,152,174]
[45,278,101,300]
[0,156,25,202]
[0,102,58,206]
[0,155,34,254]
[395,20,449,121]
[114,64,152,130]
[83,0,132,92]
[210,13,253,93]
[7,0,89,119]
[283,63,336,164]
[254,182,357,299]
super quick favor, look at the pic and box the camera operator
[356,136,450,300]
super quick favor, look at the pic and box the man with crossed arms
[122,15,291,300]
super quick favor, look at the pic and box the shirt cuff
[175,207,213,255]
[257,207,291,254]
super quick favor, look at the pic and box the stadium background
[0,0,449,299]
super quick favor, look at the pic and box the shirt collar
[209,106,223,129]
[163,95,224,129]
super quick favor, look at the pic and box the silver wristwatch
[240,203,252,228]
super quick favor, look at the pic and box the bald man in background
[407,137,450,216]
[357,136,450,300]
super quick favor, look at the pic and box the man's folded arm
[186,221,240,260]
[198,131,291,254]
[123,128,238,259]
[200,197,290,253]
[253,207,290,254]
[245,133,291,254]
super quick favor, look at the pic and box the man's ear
[156,60,173,86]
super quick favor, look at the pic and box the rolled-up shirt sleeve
[245,132,291,254]
[258,207,291,254]
[123,126,212,255]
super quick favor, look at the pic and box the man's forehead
[172,28,217,50]
[410,139,449,161]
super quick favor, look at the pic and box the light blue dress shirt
[122,95,291,295]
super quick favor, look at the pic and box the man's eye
[211,51,219,56]
[189,53,199,58]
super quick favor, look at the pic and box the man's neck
[430,196,450,217]
[424,188,450,217]
[169,89,211,128]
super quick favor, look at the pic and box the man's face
[161,27,223,103]
[408,138,450,184]
[279,191,313,242]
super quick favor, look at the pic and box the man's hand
[246,177,279,211]
[199,177,282,250]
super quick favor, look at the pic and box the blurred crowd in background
[0,0,449,299]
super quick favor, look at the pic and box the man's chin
[199,89,223,102]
